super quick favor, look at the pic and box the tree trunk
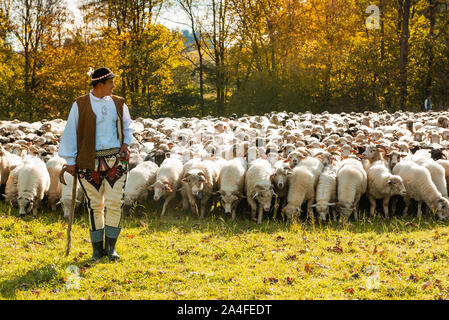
[425,0,436,98]
[399,0,411,110]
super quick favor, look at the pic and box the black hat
[88,67,118,86]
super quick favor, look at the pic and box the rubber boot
[105,225,121,261]
[89,229,105,261]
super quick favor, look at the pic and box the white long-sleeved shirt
[58,91,134,165]
[424,97,432,111]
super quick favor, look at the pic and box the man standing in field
[58,67,134,261]
[424,94,432,112]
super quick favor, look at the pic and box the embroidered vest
[75,94,125,170]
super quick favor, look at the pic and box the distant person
[424,94,432,112]
[58,67,134,261]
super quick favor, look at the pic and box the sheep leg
[353,200,360,222]
[186,191,199,216]
[332,207,337,222]
[181,188,189,211]
[307,200,314,224]
[391,197,398,215]
[160,193,175,218]
[383,197,391,219]
[200,196,211,219]
[368,195,376,217]
[257,202,263,224]
[32,203,38,216]
[402,197,410,217]
[231,207,236,221]
[247,197,258,221]
[417,201,423,219]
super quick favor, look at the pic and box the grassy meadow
[1,198,449,300]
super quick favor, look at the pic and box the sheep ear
[165,183,173,192]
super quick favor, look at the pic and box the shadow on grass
[130,196,449,236]
[0,263,61,299]
[2,195,448,240]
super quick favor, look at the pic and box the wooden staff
[60,164,77,256]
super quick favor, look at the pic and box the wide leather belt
[95,148,120,158]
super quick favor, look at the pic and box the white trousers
[78,155,128,231]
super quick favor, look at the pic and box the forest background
[0,0,448,121]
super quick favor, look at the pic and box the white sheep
[216,157,247,221]
[181,158,222,219]
[4,162,24,205]
[312,164,337,222]
[16,157,50,216]
[366,160,406,219]
[392,160,449,220]
[0,146,23,187]
[45,155,66,211]
[409,152,448,198]
[436,159,449,195]
[123,160,159,213]
[284,157,323,222]
[336,158,367,223]
[149,157,183,218]
[245,159,275,224]
[271,160,291,209]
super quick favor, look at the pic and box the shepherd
[58,67,134,261]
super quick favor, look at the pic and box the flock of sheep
[2,109,449,224]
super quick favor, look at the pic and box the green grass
[1,200,449,300]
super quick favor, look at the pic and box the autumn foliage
[0,0,448,121]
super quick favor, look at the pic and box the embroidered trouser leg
[78,155,128,231]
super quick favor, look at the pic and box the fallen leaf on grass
[214,253,225,260]
[326,245,343,254]
[264,277,279,284]
[422,281,432,290]
[285,254,297,261]
[344,287,354,294]
[127,235,135,239]
[201,235,213,243]
[56,232,64,239]
[30,290,40,296]
[409,273,420,282]
[304,263,312,273]
[285,277,293,285]
[177,249,189,256]
[316,262,330,269]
